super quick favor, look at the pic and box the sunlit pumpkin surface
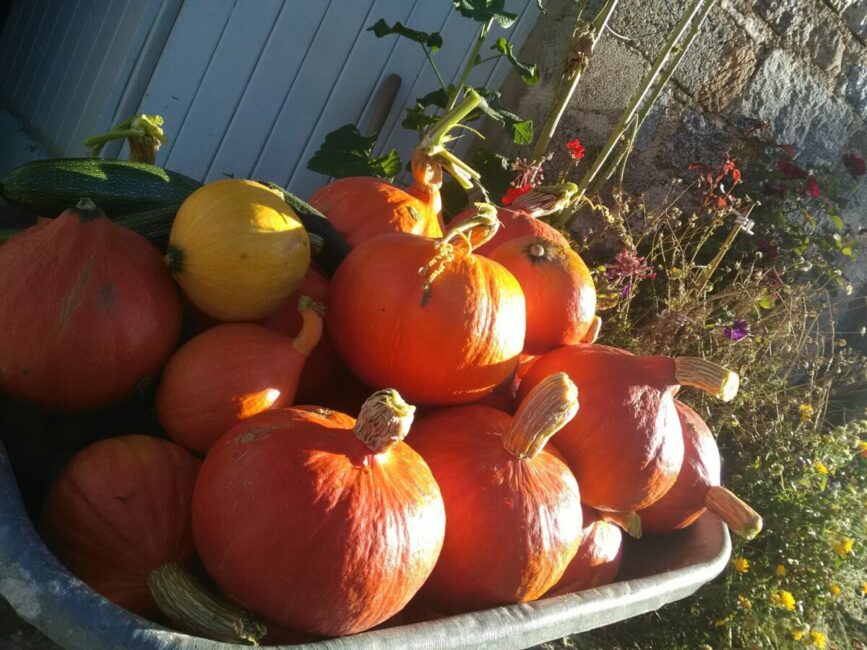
[192,408,445,637]
[547,505,623,596]
[168,179,310,321]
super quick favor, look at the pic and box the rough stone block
[808,24,846,74]
[738,50,856,165]
[843,0,867,40]
[844,62,867,117]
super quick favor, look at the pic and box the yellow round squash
[167,179,310,321]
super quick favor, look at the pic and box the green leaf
[401,88,451,135]
[471,147,513,202]
[474,88,534,144]
[453,0,517,28]
[492,37,539,85]
[830,214,844,232]
[307,124,402,180]
[756,289,775,310]
[368,19,443,51]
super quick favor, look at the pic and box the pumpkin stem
[147,562,267,645]
[292,295,324,357]
[704,485,763,540]
[415,89,484,189]
[598,510,643,539]
[503,372,578,460]
[74,198,106,222]
[582,315,602,344]
[673,357,739,402]
[353,389,416,454]
[83,114,167,164]
[512,183,579,218]
[442,202,500,250]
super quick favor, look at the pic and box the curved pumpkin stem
[83,114,167,164]
[674,357,739,402]
[504,372,579,460]
[705,485,763,540]
[442,203,500,250]
[147,562,267,645]
[512,183,579,218]
[292,295,324,356]
[353,389,416,454]
[599,510,643,539]
[415,89,484,190]
[581,315,602,344]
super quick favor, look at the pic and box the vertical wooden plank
[40,0,109,144]
[251,1,378,185]
[13,0,73,114]
[60,0,159,154]
[138,0,237,165]
[27,0,88,133]
[0,0,28,71]
[0,0,48,98]
[204,0,331,182]
[165,0,283,179]
[287,0,417,197]
[53,0,132,154]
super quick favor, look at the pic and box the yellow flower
[858,440,867,459]
[713,616,731,627]
[861,582,867,596]
[810,628,827,649]
[799,403,814,422]
[832,537,854,556]
[776,564,787,576]
[732,557,750,573]
[770,589,797,611]
[737,595,752,609]
[791,628,807,641]
[829,583,841,597]
[813,460,828,475]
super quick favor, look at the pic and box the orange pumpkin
[43,435,199,616]
[327,206,526,405]
[489,235,597,354]
[638,400,762,538]
[411,373,583,613]
[155,298,322,455]
[518,344,739,513]
[192,390,445,636]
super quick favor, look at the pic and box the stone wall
[489,0,867,288]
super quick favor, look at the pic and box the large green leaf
[453,0,517,28]
[402,88,451,135]
[472,147,514,202]
[492,37,539,85]
[307,124,402,180]
[368,19,443,51]
[474,88,534,145]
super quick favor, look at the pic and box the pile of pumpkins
[0,148,761,644]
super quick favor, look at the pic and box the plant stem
[557,0,713,227]
[595,0,717,189]
[448,19,493,111]
[422,45,448,93]
[530,0,619,162]
[693,202,756,296]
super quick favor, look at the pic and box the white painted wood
[1,0,49,99]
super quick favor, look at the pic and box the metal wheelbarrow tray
[0,439,730,650]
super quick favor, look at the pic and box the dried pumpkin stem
[705,485,763,540]
[599,510,642,539]
[442,203,501,250]
[353,389,416,454]
[83,114,167,164]
[292,295,324,356]
[674,357,739,402]
[512,183,579,219]
[504,372,579,460]
[147,562,266,646]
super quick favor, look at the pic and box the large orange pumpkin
[518,344,739,513]
[327,206,526,405]
[638,400,762,538]
[489,235,597,354]
[192,390,445,636]
[0,199,181,412]
[410,373,583,613]
[42,435,199,616]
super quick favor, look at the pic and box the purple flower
[723,319,750,341]
[620,282,632,298]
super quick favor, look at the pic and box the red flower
[779,144,795,158]
[805,176,820,198]
[502,184,534,206]
[843,153,866,178]
[777,158,808,180]
[566,138,585,162]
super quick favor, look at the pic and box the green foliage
[306,124,401,180]
[367,19,443,51]
[452,0,517,28]
[492,37,539,85]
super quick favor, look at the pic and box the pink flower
[805,175,820,198]
[723,319,750,341]
[566,138,585,162]
[777,158,808,180]
[843,153,866,178]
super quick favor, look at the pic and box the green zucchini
[0,158,202,217]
